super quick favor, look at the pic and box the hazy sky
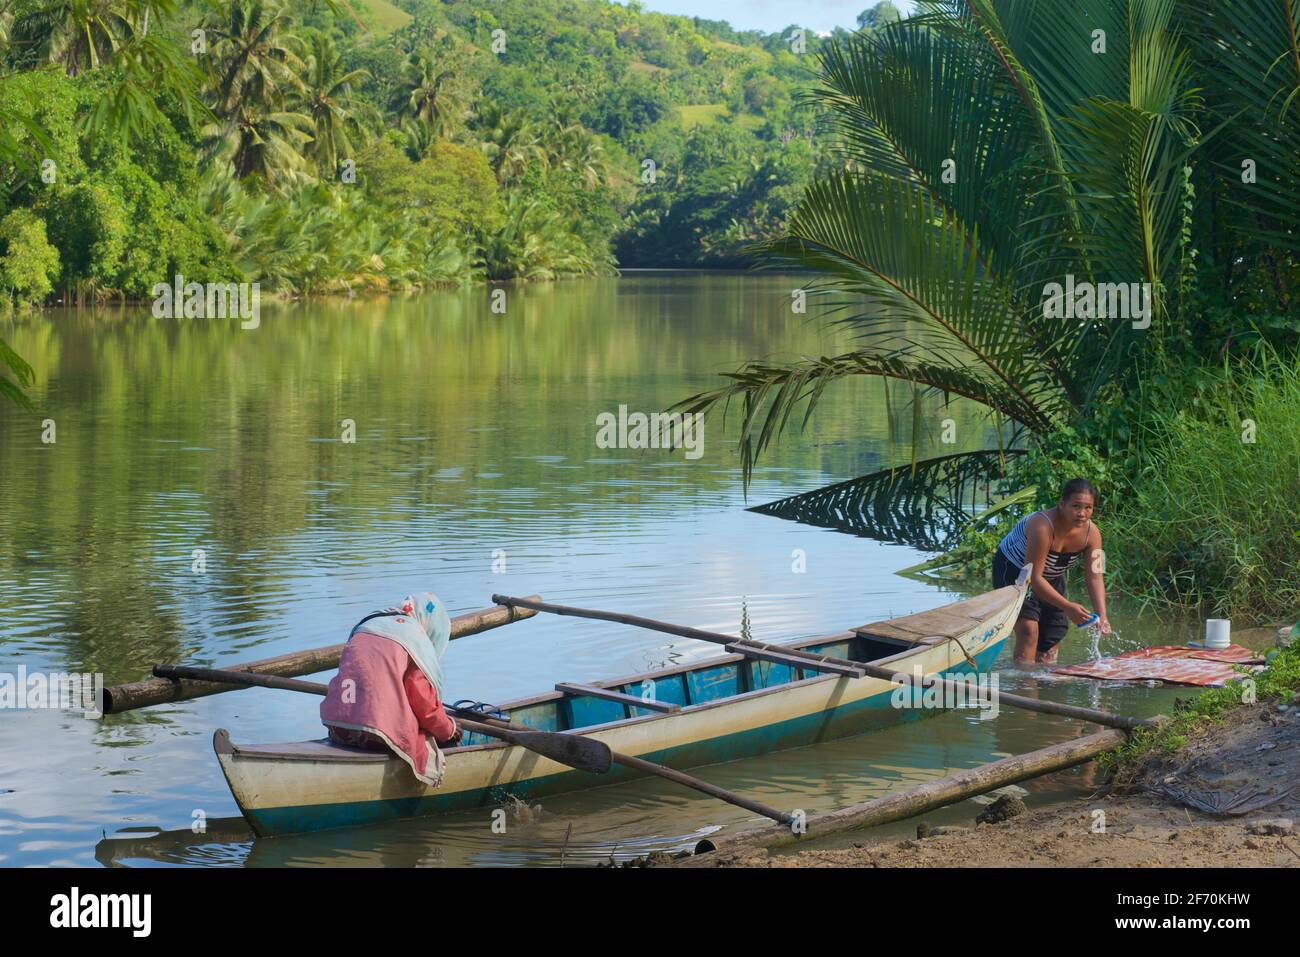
[631,0,917,34]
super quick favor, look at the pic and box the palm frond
[672,349,1051,488]
[749,449,1024,550]
[1182,0,1300,251]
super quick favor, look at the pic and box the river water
[0,272,1198,866]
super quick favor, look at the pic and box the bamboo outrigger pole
[490,595,1163,733]
[101,597,542,714]
[688,728,1129,858]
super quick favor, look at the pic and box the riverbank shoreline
[672,699,1299,869]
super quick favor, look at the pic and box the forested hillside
[0,0,893,305]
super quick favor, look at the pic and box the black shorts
[992,549,1069,652]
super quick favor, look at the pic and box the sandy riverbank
[672,698,1299,869]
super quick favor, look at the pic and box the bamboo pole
[854,662,1162,732]
[491,593,755,646]
[690,728,1129,858]
[491,594,1162,732]
[100,597,541,714]
[606,752,794,825]
[491,594,877,679]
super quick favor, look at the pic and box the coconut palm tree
[14,0,135,75]
[547,117,609,189]
[202,101,312,183]
[203,0,303,118]
[474,102,547,184]
[297,33,371,176]
[14,0,180,73]
[397,48,458,136]
[399,117,434,161]
[200,0,309,184]
[10,0,199,142]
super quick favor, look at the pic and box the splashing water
[1086,624,1103,661]
[1100,626,1145,657]
[1083,622,1142,661]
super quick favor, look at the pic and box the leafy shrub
[1106,353,1300,621]
[0,209,60,306]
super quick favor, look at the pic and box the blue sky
[631,0,917,34]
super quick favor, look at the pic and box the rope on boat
[948,635,977,669]
[449,699,511,721]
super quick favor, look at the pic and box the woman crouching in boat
[991,478,1109,664]
[320,592,462,786]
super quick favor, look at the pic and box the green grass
[1107,352,1300,621]
[676,104,730,129]
[1096,638,1300,781]
[351,0,412,36]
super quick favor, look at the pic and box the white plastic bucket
[1205,619,1231,650]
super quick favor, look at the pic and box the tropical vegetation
[0,0,858,309]
[0,0,898,405]
[678,0,1300,620]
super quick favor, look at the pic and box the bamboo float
[101,597,541,714]
[491,595,1162,733]
[690,727,1129,858]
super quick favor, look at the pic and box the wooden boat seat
[228,737,394,762]
[852,586,1017,646]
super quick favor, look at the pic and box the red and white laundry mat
[1051,644,1262,687]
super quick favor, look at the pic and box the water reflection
[751,450,1023,550]
[89,647,1194,869]
[0,275,1212,867]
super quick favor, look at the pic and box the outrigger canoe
[215,583,1026,837]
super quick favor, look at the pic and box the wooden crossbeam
[555,682,681,713]
[725,643,865,678]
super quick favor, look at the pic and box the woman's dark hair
[1060,477,1098,504]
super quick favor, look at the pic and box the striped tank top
[997,510,1091,579]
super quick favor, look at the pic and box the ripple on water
[0,279,1198,866]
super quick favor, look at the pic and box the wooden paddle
[151,664,612,774]
[153,663,796,825]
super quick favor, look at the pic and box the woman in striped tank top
[991,478,1109,664]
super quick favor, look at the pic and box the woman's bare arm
[1084,525,1109,629]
